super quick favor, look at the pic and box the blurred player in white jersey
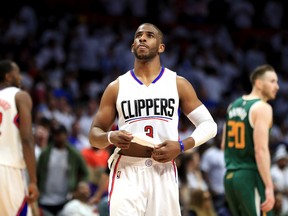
[0,60,39,216]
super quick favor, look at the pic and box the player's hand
[27,182,39,203]
[110,130,133,149]
[152,140,181,163]
[261,187,275,212]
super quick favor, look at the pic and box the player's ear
[5,72,12,82]
[158,43,165,54]
[255,79,263,89]
[131,43,135,53]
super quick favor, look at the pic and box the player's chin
[268,94,276,100]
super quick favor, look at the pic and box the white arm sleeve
[187,104,217,147]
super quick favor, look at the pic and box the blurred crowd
[1,0,288,215]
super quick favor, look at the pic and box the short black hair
[0,60,13,81]
[250,64,275,86]
[138,23,164,43]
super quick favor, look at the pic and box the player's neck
[245,89,267,102]
[134,59,161,75]
[133,64,162,86]
[0,82,12,90]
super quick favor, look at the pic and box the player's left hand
[261,187,275,212]
[27,182,39,203]
[152,140,181,163]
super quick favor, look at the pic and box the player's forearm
[89,127,111,149]
[184,105,217,150]
[22,140,37,183]
[255,148,273,189]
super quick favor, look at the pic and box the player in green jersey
[222,64,279,216]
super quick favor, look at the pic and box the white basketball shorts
[108,155,181,216]
[0,165,32,216]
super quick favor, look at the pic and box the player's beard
[263,87,277,101]
[11,77,21,88]
[133,46,158,61]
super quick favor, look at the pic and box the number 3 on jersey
[227,120,245,149]
[144,125,153,138]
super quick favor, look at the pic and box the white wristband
[107,131,114,144]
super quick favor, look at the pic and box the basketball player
[222,64,278,216]
[89,23,217,216]
[0,60,39,215]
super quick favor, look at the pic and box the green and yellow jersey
[224,97,261,171]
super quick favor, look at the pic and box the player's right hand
[261,187,275,212]
[27,182,39,203]
[110,130,133,149]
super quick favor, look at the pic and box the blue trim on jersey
[14,114,19,128]
[130,67,165,85]
[152,67,165,83]
[125,115,172,123]
[130,70,143,85]
[18,199,27,216]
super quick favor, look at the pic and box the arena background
[1,0,288,215]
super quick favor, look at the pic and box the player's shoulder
[176,74,193,88]
[1,86,20,93]
[162,67,178,79]
[4,87,30,99]
[16,89,31,97]
[118,70,132,79]
[251,100,272,114]
[252,100,272,109]
[105,78,119,96]
[163,67,176,74]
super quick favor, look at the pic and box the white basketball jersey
[0,87,25,168]
[116,67,180,144]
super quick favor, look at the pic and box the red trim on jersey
[172,160,177,182]
[16,196,27,216]
[108,155,122,205]
[125,116,172,124]
[129,117,169,124]
[14,114,19,128]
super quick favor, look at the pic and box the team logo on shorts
[145,159,152,167]
[117,171,121,179]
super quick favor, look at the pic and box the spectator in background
[200,137,226,213]
[34,123,50,161]
[52,94,75,132]
[37,124,88,215]
[89,168,110,216]
[188,189,216,216]
[69,120,90,151]
[81,145,110,197]
[271,144,288,215]
[79,97,99,138]
[59,181,98,216]
[178,151,208,216]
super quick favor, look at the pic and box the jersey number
[144,125,153,138]
[227,120,245,149]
